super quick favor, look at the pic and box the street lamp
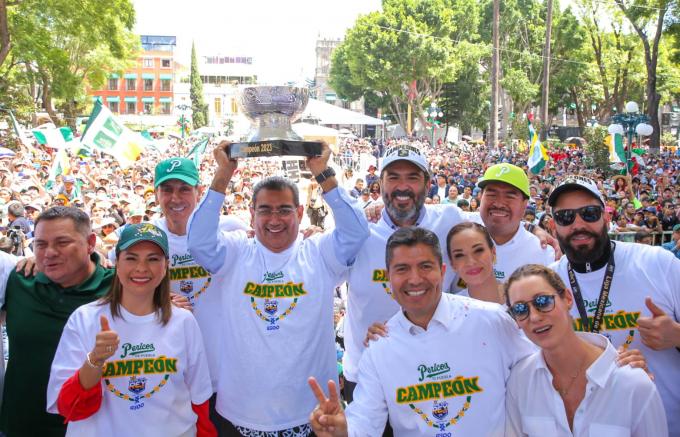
[423,103,443,146]
[608,101,653,174]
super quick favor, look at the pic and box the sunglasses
[508,294,557,321]
[553,205,603,226]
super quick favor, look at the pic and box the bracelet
[86,352,103,370]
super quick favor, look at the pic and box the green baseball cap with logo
[116,223,169,258]
[477,163,530,198]
[154,157,200,188]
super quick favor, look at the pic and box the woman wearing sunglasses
[503,264,666,436]
[47,224,216,437]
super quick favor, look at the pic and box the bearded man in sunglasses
[548,176,680,436]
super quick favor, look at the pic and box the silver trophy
[229,86,322,158]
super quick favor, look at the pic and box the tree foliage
[189,41,207,129]
[1,0,138,127]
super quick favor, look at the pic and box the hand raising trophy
[228,86,323,158]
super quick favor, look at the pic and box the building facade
[314,38,363,113]
[89,35,177,127]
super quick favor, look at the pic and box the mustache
[389,189,415,200]
[567,230,599,243]
[488,206,511,214]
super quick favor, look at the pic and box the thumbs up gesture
[636,297,680,351]
[90,315,120,366]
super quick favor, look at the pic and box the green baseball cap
[154,158,200,188]
[477,163,530,198]
[116,223,169,258]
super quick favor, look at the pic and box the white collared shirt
[346,293,535,437]
[505,332,667,437]
[493,225,554,282]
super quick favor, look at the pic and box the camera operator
[7,203,31,238]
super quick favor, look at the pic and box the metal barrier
[609,231,673,246]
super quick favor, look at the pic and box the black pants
[345,380,394,437]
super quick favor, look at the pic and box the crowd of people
[0,131,677,437]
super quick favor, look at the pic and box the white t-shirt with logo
[493,225,554,282]
[47,302,212,437]
[154,216,248,390]
[347,293,535,436]
[342,205,470,382]
[551,241,680,436]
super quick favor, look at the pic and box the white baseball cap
[548,175,605,207]
[379,145,429,175]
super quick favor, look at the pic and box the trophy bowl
[229,86,322,158]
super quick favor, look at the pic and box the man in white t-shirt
[309,227,534,436]
[150,157,248,399]
[547,175,680,436]
[187,141,369,436]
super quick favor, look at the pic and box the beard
[556,223,609,264]
[384,187,426,225]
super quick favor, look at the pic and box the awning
[159,97,172,103]
[325,93,337,102]
[124,97,137,102]
[159,74,173,80]
[124,73,137,79]
[109,73,119,79]
[141,97,155,103]
[91,96,100,102]
[106,97,120,102]
[142,73,155,80]
[302,99,385,125]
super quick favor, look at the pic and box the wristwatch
[315,167,336,184]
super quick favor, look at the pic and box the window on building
[107,78,118,90]
[161,59,171,68]
[143,101,153,113]
[126,79,136,90]
[143,58,153,67]
[126,101,136,114]
[144,79,153,91]
[231,98,238,114]
[108,101,119,113]
[160,79,171,91]
[160,101,171,114]
[214,98,222,115]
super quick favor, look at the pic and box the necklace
[552,354,586,397]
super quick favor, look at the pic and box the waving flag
[80,100,145,168]
[186,137,209,166]
[527,116,548,174]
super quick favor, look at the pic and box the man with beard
[548,175,680,435]
[342,152,555,407]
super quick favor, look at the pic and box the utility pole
[539,0,553,141]
[489,0,500,149]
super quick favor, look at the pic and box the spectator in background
[662,224,680,259]
[660,200,679,231]
[427,174,449,200]
[365,165,378,186]
[457,198,470,211]
[7,202,32,237]
[634,230,654,245]
[350,178,364,199]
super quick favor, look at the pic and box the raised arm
[187,141,239,274]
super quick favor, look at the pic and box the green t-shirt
[0,256,114,437]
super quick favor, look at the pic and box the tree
[329,0,482,132]
[615,0,676,151]
[1,0,137,127]
[189,41,207,129]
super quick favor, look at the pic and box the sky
[132,0,382,84]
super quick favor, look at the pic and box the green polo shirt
[0,255,114,437]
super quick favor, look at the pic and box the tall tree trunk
[0,0,11,69]
[39,67,58,123]
[489,0,500,148]
[539,0,553,141]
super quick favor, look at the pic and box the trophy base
[229,140,323,158]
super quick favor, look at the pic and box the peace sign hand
[307,377,347,437]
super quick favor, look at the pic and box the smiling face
[480,181,528,243]
[251,187,303,253]
[116,241,168,299]
[381,161,428,226]
[553,190,609,264]
[448,228,496,288]
[506,274,573,351]
[155,179,200,232]
[388,243,444,329]
[34,218,96,288]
